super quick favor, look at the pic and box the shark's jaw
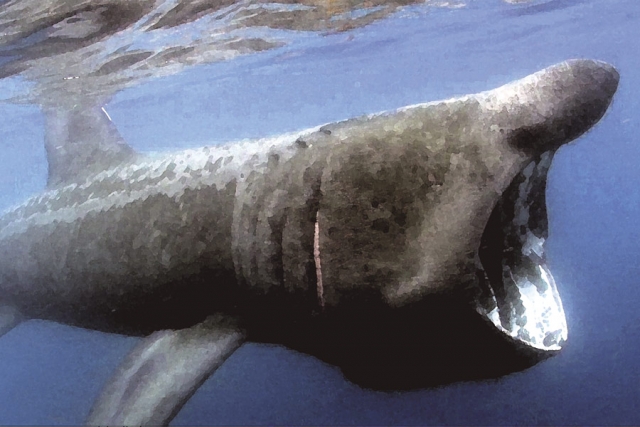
[476,151,567,352]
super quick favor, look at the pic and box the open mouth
[476,151,567,352]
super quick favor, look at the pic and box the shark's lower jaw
[476,151,568,352]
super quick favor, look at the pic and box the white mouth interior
[482,261,567,351]
[476,151,568,352]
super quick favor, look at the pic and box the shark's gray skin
[0,59,619,425]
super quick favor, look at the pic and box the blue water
[0,0,639,424]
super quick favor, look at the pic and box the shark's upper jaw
[476,151,567,352]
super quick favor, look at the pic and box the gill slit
[314,211,324,309]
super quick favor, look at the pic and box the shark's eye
[476,151,568,352]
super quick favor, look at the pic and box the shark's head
[271,59,620,355]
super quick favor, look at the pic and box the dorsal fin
[43,103,137,188]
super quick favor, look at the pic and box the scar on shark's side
[0,59,619,426]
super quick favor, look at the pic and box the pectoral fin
[86,314,245,426]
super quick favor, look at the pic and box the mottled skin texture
[0,59,618,327]
[0,59,619,425]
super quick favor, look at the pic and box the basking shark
[0,59,619,425]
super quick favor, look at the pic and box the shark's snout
[592,59,620,88]
[493,59,620,155]
[578,59,620,101]
[570,59,620,136]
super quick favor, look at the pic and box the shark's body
[0,59,619,425]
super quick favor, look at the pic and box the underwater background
[0,0,638,424]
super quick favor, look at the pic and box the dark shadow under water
[246,293,548,391]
